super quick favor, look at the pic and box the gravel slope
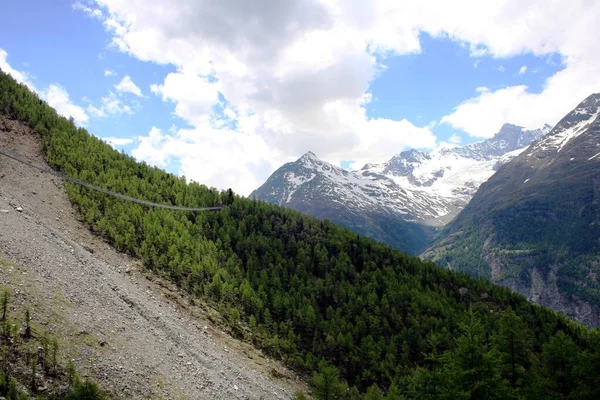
[0,115,307,399]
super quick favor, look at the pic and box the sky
[1,0,599,195]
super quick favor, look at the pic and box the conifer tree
[493,308,533,389]
[313,361,346,400]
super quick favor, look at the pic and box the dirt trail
[0,116,306,399]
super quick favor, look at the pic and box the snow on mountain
[362,123,551,215]
[256,151,454,223]
[422,93,600,327]
[528,94,600,158]
[251,122,551,252]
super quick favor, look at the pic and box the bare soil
[0,115,308,399]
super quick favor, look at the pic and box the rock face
[252,124,547,254]
[423,93,600,327]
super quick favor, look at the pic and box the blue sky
[1,0,598,194]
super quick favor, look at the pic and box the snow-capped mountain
[423,93,600,326]
[251,151,444,254]
[251,123,549,253]
[527,94,600,160]
[255,151,454,222]
[362,123,551,215]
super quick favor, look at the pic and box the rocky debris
[0,115,307,399]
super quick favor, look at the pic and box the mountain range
[2,66,600,399]
[423,93,600,326]
[252,93,600,327]
[252,123,551,254]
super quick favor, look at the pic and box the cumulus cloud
[448,134,462,144]
[519,65,527,75]
[82,0,600,192]
[131,124,277,194]
[104,69,116,77]
[73,1,103,19]
[150,72,220,126]
[87,91,134,117]
[2,48,90,126]
[102,136,135,148]
[0,48,35,90]
[43,84,89,126]
[82,0,442,194]
[114,75,143,96]
[438,0,600,138]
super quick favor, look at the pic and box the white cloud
[0,48,35,90]
[88,91,134,117]
[43,84,89,126]
[131,124,277,194]
[150,72,220,126]
[73,1,103,19]
[114,75,143,96]
[82,0,600,192]
[104,69,116,77]
[497,65,505,72]
[438,0,600,138]
[102,136,134,148]
[84,0,442,194]
[443,53,600,138]
[2,48,90,127]
[448,134,462,144]
[519,65,527,75]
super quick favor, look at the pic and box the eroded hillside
[0,115,306,399]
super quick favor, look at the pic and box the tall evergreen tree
[313,361,347,400]
[493,308,533,390]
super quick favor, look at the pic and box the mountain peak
[528,93,600,156]
[498,122,523,131]
[299,151,319,162]
[568,93,600,116]
[390,149,429,163]
[581,92,600,105]
[493,123,525,141]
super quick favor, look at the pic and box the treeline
[1,69,599,398]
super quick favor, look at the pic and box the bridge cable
[0,150,224,212]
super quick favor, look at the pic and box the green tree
[1,290,8,322]
[493,308,533,389]
[541,331,580,398]
[313,361,346,400]
[443,309,510,400]
[571,329,600,400]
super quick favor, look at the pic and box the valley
[252,123,550,254]
[423,93,600,327]
[1,69,599,399]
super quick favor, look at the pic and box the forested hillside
[1,69,599,399]
[423,94,600,328]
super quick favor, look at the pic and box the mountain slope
[423,93,600,327]
[252,124,548,253]
[251,151,446,254]
[2,69,600,399]
[363,123,550,211]
[0,114,304,399]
